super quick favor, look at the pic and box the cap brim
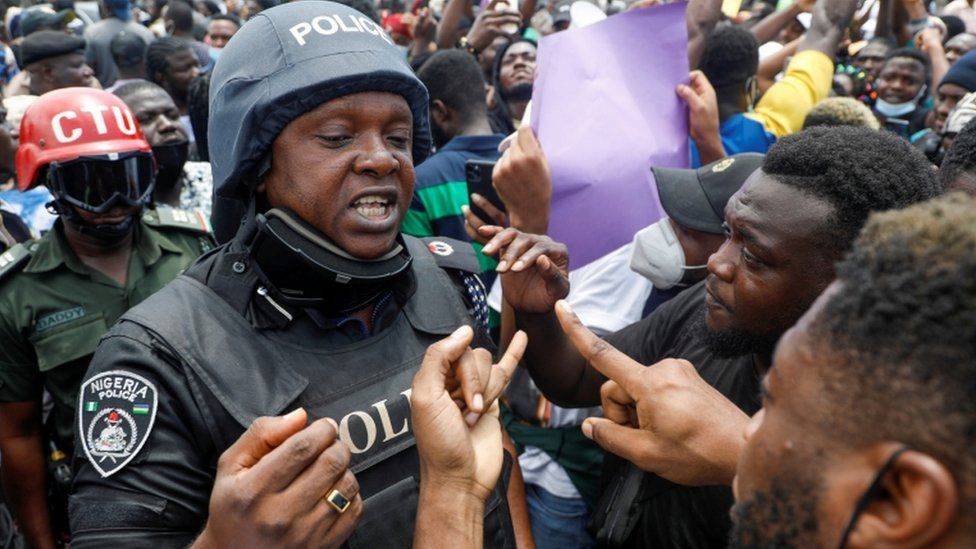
[652,166,724,234]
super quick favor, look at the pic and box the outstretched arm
[686,0,723,69]
[797,0,858,58]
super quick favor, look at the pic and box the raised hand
[492,126,552,234]
[481,227,570,313]
[411,325,527,501]
[195,409,362,548]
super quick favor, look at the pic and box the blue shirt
[690,113,777,168]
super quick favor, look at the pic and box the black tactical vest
[121,236,516,548]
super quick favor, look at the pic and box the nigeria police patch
[78,370,158,478]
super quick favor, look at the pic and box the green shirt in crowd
[0,207,214,451]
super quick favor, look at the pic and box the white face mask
[630,218,707,290]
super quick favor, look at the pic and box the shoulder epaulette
[0,243,32,283]
[143,206,212,235]
[419,236,481,274]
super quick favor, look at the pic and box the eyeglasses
[46,151,155,214]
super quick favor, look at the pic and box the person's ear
[846,450,958,549]
[429,99,451,128]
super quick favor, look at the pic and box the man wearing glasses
[0,88,212,549]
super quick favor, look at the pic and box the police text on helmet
[288,13,393,47]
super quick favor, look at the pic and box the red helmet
[16,87,151,191]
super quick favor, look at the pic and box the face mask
[152,141,190,192]
[836,445,910,549]
[875,85,927,118]
[630,219,707,290]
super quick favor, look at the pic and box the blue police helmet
[208,0,431,242]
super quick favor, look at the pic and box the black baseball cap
[652,153,764,235]
[20,30,85,68]
[553,0,573,27]
[19,8,75,38]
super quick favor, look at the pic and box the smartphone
[465,159,507,223]
[883,118,911,140]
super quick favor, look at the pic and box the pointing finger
[555,300,645,392]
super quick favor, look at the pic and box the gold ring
[325,488,351,514]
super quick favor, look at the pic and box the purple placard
[530,3,690,270]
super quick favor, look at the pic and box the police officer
[0,88,213,549]
[70,2,530,547]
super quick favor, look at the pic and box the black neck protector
[247,207,413,315]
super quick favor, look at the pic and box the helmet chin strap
[246,207,413,315]
[49,199,139,240]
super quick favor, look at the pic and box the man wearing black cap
[104,31,148,93]
[551,0,572,32]
[70,2,531,547]
[84,0,156,88]
[632,154,764,312]
[915,48,976,163]
[18,7,75,38]
[479,126,942,548]
[21,30,94,95]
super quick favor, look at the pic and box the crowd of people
[0,0,975,547]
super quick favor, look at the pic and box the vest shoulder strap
[416,236,481,274]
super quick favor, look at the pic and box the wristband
[458,35,480,56]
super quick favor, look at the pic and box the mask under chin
[248,207,413,315]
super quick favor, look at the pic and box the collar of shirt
[23,218,187,276]
[437,134,507,155]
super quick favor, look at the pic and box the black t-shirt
[603,281,761,548]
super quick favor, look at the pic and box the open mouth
[351,194,394,221]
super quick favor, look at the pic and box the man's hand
[555,300,748,486]
[412,325,527,501]
[463,195,509,245]
[412,7,437,44]
[481,227,570,313]
[676,70,725,164]
[466,0,522,51]
[492,127,552,234]
[915,26,944,56]
[195,409,362,549]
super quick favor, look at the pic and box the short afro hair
[882,47,932,90]
[815,193,976,531]
[939,117,976,191]
[762,126,942,252]
[699,24,758,90]
[803,97,880,130]
[417,49,487,123]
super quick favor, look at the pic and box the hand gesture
[915,26,944,55]
[676,71,721,151]
[555,300,748,487]
[481,227,570,313]
[466,0,522,51]
[413,7,437,43]
[492,127,552,234]
[462,195,509,245]
[412,326,527,501]
[196,409,362,548]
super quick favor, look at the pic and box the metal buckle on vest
[257,286,293,322]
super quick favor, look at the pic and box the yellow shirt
[745,49,835,138]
